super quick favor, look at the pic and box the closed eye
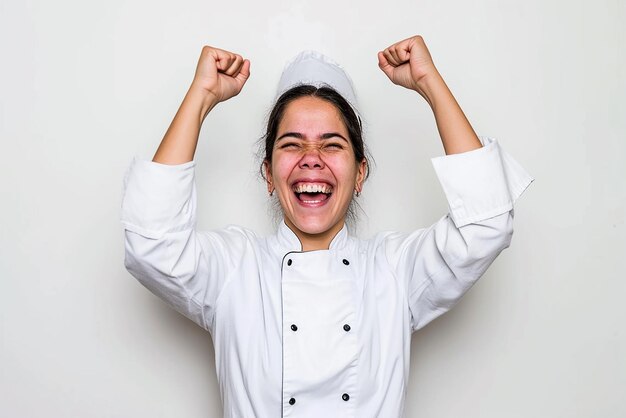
[280,142,301,149]
[324,142,344,149]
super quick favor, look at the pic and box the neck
[284,219,345,251]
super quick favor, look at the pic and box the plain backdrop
[1,0,624,416]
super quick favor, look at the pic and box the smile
[292,182,333,204]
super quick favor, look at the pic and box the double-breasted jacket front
[121,136,533,417]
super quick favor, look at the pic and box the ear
[263,160,273,193]
[355,158,367,192]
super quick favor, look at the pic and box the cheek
[271,155,296,183]
[328,157,359,181]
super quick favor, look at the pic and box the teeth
[293,183,333,194]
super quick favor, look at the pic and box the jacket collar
[276,220,349,253]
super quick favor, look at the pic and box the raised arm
[121,46,251,331]
[378,35,482,156]
[153,46,250,164]
[378,36,534,332]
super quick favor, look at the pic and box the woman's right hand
[191,46,251,104]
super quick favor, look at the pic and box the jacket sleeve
[120,157,246,332]
[384,137,534,332]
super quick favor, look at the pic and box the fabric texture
[121,136,533,417]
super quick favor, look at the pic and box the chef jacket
[121,136,533,417]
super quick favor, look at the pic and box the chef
[121,35,533,417]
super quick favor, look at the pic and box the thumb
[377,51,394,80]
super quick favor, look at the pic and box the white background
[1,0,624,416]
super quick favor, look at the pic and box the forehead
[278,96,347,134]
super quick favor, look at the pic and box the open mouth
[292,183,333,204]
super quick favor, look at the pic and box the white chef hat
[276,50,360,117]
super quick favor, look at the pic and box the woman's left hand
[378,35,440,93]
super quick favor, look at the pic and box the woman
[121,35,533,417]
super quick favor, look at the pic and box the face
[265,96,366,246]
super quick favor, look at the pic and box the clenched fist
[191,46,251,103]
[378,36,439,94]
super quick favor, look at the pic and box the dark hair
[260,84,369,181]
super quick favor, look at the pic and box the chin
[290,216,342,237]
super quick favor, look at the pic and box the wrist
[187,82,220,120]
[413,70,448,107]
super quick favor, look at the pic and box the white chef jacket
[121,136,533,418]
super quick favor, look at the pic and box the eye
[279,142,300,150]
[324,142,344,150]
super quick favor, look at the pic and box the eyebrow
[276,132,349,143]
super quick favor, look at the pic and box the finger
[205,46,224,67]
[224,54,244,76]
[215,50,236,72]
[383,48,398,66]
[220,55,237,73]
[234,59,251,85]
[199,45,219,73]
[388,45,402,65]
[377,51,394,79]
[394,43,410,64]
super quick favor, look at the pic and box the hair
[260,84,369,180]
[258,84,373,229]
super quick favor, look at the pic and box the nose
[298,147,325,169]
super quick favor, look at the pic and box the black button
[342,393,350,401]
[291,324,298,331]
[287,259,292,266]
[289,397,296,405]
[343,324,351,332]
[342,259,350,265]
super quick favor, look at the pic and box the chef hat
[276,50,360,116]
